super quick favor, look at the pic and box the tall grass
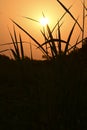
[8,26,25,60]
[82,0,87,46]
[1,0,87,60]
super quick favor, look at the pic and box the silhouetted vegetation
[0,43,87,129]
[0,0,87,129]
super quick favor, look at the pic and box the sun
[40,17,49,26]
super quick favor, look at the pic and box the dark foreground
[0,48,87,130]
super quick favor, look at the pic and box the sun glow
[40,17,49,26]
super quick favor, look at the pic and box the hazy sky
[0,0,87,59]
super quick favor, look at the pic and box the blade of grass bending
[19,33,24,59]
[41,39,67,46]
[10,19,49,57]
[41,38,67,58]
[0,42,12,46]
[0,49,9,53]
[56,0,83,31]
[64,19,78,55]
[0,42,22,46]
[52,5,72,33]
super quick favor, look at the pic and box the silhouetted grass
[0,0,86,61]
[7,1,86,60]
[0,1,87,130]
[8,26,25,60]
[0,48,87,129]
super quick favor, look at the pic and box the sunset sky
[0,0,87,59]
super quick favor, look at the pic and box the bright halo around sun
[40,17,49,26]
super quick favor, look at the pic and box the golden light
[40,17,49,26]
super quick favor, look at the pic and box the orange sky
[0,0,87,59]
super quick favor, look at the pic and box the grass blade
[10,19,49,57]
[41,39,67,47]
[82,0,85,45]
[8,28,17,52]
[0,49,9,53]
[30,42,33,60]
[57,22,62,55]
[51,5,72,33]
[73,33,81,51]
[23,16,39,23]
[10,49,19,60]
[19,33,24,59]
[57,0,83,31]
[13,26,20,58]
[64,19,78,55]
[40,30,48,41]
[46,24,58,57]
[67,38,86,52]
